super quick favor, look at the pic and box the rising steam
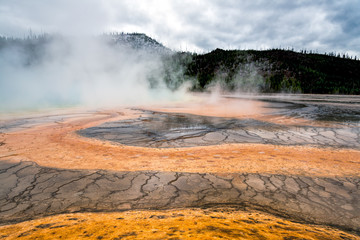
[0,34,191,112]
[0,34,272,114]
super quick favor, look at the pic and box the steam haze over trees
[1,1,360,111]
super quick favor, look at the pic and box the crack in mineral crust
[0,160,359,233]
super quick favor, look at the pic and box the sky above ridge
[0,0,359,56]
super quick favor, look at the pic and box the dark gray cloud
[0,0,359,56]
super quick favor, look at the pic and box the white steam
[205,60,267,96]
[0,35,190,112]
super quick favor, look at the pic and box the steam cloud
[0,33,271,114]
[0,35,190,112]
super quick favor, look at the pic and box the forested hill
[182,49,360,94]
[104,32,171,54]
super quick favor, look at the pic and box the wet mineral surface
[78,94,360,149]
[78,110,360,148]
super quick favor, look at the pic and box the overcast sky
[0,0,359,56]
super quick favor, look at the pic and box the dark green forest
[175,48,360,94]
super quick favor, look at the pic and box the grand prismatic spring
[0,94,360,239]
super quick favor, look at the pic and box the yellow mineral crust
[0,208,359,240]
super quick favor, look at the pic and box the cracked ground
[0,95,360,239]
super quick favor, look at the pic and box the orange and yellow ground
[1,208,359,240]
[1,99,360,239]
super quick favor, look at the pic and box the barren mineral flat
[0,94,359,239]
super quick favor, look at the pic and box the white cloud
[0,0,359,56]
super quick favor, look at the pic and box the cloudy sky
[0,0,359,56]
